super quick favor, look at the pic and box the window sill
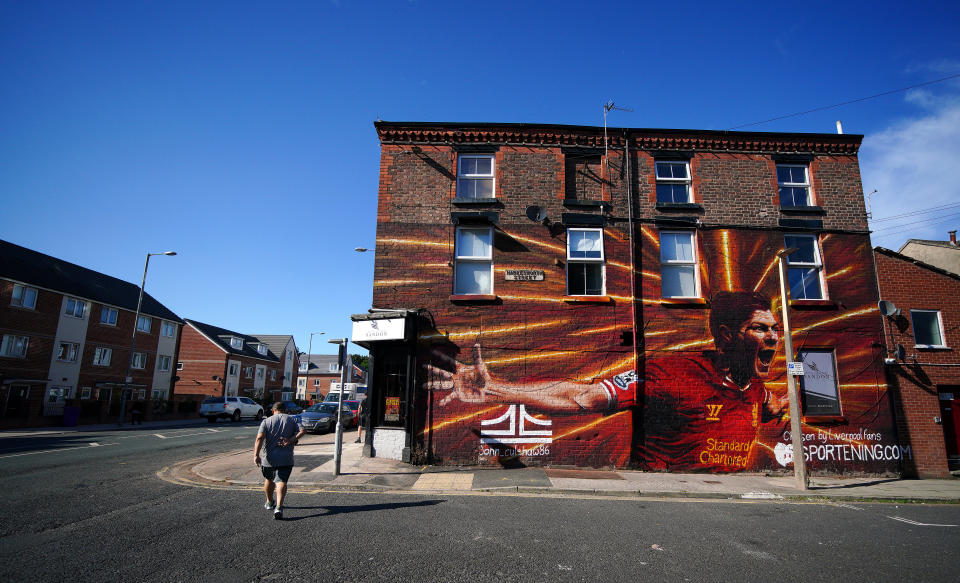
[655,202,703,212]
[9,305,37,312]
[563,199,608,209]
[914,345,951,351]
[660,297,710,308]
[563,295,612,303]
[452,197,498,205]
[801,415,846,424]
[788,299,836,309]
[779,205,825,215]
[449,294,500,303]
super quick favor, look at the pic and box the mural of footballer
[427,291,789,472]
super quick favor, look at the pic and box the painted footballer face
[727,309,781,384]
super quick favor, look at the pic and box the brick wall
[875,249,960,477]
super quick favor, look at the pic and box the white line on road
[153,429,225,439]
[830,503,864,511]
[0,442,118,459]
[887,516,958,527]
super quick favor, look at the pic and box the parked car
[199,396,264,423]
[299,401,357,432]
[341,400,361,428]
[265,401,303,416]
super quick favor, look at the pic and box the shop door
[373,346,408,428]
[938,387,960,459]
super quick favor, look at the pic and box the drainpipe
[624,131,639,379]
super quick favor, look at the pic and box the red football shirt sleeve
[599,370,639,410]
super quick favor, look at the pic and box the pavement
[6,418,960,503]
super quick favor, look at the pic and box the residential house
[296,354,364,402]
[896,231,960,275]
[174,320,297,403]
[875,246,960,477]
[354,121,901,475]
[1,239,182,427]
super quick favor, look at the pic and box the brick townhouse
[0,240,182,427]
[173,320,298,403]
[353,121,902,475]
[875,243,960,477]
[296,354,365,402]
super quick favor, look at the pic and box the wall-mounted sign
[505,269,545,281]
[352,318,405,342]
[787,362,804,376]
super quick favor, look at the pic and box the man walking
[254,402,306,520]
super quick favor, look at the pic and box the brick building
[295,354,364,402]
[354,121,902,475]
[875,246,960,477]
[173,320,298,403]
[1,240,182,427]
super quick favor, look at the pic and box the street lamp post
[303,332,323,400]
[776,247,809,490]
[328,337,349,476]
[118,251,177,425]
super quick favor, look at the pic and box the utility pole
[328,337,349,476]
[777,247,810,490]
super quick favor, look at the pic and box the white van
[325,382,359,402]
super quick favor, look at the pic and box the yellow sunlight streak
[826,266,853,280]
[753,256,780,292]
[721,230,735,291]
[444,320,568,340]
[420,406,501,436]
[641,226,660,247]
[794,306,877,334]
[569,324,623,336]
[484,351,574,366]
[575,354,636,382]
[374,280,425,286]
[376,237,449,248]
[502,232,566,254]
[663,337,713,351]
[516,410,633,455]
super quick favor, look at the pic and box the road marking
[887,516,957,527]
[741,492,783,500]
[830,502,863,511]
[0,442,118,459]
[154,429,225,439]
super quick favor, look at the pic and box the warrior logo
[705,404,723,421]
[480,405,552,444]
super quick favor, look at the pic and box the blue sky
[2,1,958,355]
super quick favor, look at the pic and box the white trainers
[264,500,275,510]
[274,507,283,520]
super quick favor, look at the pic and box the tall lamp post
[776,247,809,490]
[302,332,323,401]
[118,251,177,425]
[328,337,349,476]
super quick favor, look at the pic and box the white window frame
[136,315,152,333]
[256,343,268,355]
[777,164,811,207]
[1,335,29,358]
[655,161,692,203]
[270,369,277,381]
[176,362,183,371]
[244,366,253,379]
[230,337,243,350]
[57,341,80,363]
[65,298,85,319]
[566,227,606,296]
[157,355,171,372]
[299,361,309,371]
[229,363,239,376]
[457,154,495,199]
[11,284,38,309]
[93,347,112,366]
[256,367,264,379]
[100,307,118,326]
[132,352,147,370]
[911,309,947,348]
[659,230,699,299]
[161,321,176,337]
[81,387,92,399]
[314,379,321,387]
[454,226,494,295]
[784,234,826,300]
[328,363,339,373]
[298,378,306,388]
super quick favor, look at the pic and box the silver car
[199,396,264,423]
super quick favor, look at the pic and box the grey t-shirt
[258,413,301,467]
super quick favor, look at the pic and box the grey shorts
[261,465,293,483]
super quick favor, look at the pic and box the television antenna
[602,101,633,199]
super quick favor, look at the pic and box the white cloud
[859,93,960,249]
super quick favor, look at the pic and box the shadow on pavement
[280,499,445,521]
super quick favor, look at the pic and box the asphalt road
[1,422,959,582]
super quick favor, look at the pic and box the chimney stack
[950,230,957,245]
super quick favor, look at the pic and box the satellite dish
[878,300,900,317]
[894,344,906,361]
[525,205,547,223]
